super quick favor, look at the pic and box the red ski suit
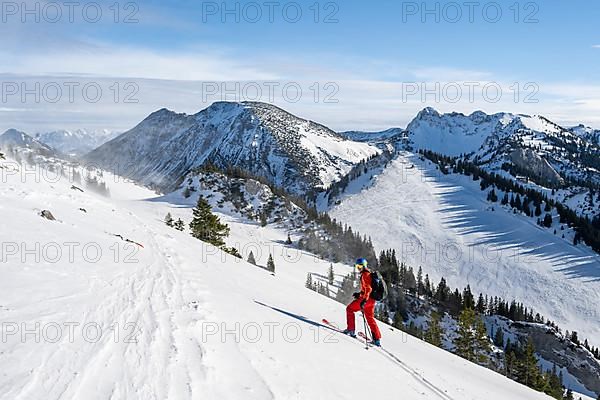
[346,270,381,340]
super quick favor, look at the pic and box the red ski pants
[346,298,381,340]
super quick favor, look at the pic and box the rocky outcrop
[509,147,564,186]
[512,322,600,395]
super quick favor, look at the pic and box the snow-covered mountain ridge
[35,129,119,157]
[85,101,379,196]
[0,128,57,158]
[403,108,600,187]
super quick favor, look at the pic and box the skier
[343,258,382,346]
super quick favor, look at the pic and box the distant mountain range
[0,128,118,159]
[34,129,119,157]
[85,102,379,194]
[0,129,56,157]
[4,102,599,196]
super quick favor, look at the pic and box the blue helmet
[355,258,368,270]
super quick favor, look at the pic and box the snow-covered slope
[0,128,57,157]
[85,102,379,195]
[35,129,119,157]
[330,152,600,348]
[0,156,570,400]
[570,125,600,145]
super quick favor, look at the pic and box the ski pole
[361,311,370,348]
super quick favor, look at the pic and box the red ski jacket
[359,270,372,300]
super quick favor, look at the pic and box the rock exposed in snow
[509,147,564,186]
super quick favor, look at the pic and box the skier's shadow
[254,300,338,333]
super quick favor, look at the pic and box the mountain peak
[2,128,28,139]
[416,107,440,118]
[86,102,379,194]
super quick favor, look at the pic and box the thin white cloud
[0,45,277,81]
[593,45,600,49]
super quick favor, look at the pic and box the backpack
[369,271,388,301]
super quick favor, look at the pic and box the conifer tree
[546,364,564,399]
[505,350,517,378]
[476,293,486,314]
[247,250,257,265]
[455,308,477,361]
[424,274,432,297]
[475,317,491,364]
[305,273,314,290]
[286,233,292,245]
[519,338,541,389]
[392,310,404,330]
[493,327,505,347]
[327,264,335,285]
[424,311,443,347]
[174,218,185,231]
[267,254,275,273]
[165,212,174,227]
[189,196,230,247]
[543,213,553,228]
[417,266,424,296]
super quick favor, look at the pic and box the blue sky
[1,0,600,132]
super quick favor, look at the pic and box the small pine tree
[189,196,230,247]
[519,338,541,389]
[165,212,174,227]
[505,350,517,378]
[455,308,477,361]
[543,213,553,228]
[327,264,335,285]
[417,266,425,297]
[267,254,275,273]
[305,273,314,289]
[493,327,505,347]
[474,317,491,365]
[424,311,443,347]
[174,218,185,231]
[247,251,257,265]
[286,233,292,245]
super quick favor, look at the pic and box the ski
[321,319,371,349]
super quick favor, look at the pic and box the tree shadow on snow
[418,166,600,282]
